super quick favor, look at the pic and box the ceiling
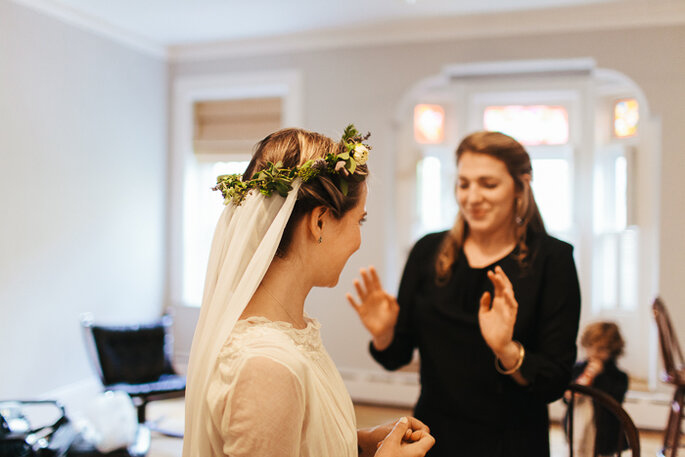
[23,0,622,46]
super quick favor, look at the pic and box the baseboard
[340,368,675,430]
[340,368,419,408]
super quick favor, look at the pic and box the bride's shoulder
[218,316,320,369]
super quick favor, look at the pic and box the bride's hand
[374,417,435,457]
[347,266,399,350]
[478,266,518,356]
[358,417,430,457]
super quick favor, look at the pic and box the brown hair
[435,131,546,283]
[243,128,368,258]
[581,321,625,359]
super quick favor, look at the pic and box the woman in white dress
[183,126,435,457]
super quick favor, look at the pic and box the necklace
[261,285,306,328]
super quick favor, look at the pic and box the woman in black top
[347,131,581,457]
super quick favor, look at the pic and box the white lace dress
[204,315,358,457]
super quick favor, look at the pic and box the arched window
[391,59,660,384]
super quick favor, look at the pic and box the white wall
[0,1,168,398]
[171,25,685,383]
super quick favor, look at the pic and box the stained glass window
[414,104,445,144]
[483,105,569,145]
[614,99,639,138]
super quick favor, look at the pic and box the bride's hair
[243,128,369,257]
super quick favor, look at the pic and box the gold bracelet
[494,340,525,375]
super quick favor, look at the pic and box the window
[415,147,457,239]
[171,71,301,308]
[592,144,637,312]
[483,105,569,145]
[394,60,659,383]
[613,98,639,138]
[183,160,249,306]
[414,104,446,144]
[530,152,573,237]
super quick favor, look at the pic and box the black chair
[81,313,185,438]
[653,297,685,457]
[565,383,641,457]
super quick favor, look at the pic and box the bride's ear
[306,206,328,242]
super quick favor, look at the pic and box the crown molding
[169,0,685,63]
[11,0,167,59]
[11,0,685,63]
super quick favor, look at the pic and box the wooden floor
[146,399,665,457]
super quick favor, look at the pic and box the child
[567,321,629,456]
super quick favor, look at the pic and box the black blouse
[370,231,581,457]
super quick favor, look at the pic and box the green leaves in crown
[213,124,371,206]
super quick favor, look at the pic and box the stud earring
[515,198,524,225]
[318,236,323,243]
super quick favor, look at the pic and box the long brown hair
[244,128,368,258]
[435,131,545,283]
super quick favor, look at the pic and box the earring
[318,236,323,244]
[515,198,524,225]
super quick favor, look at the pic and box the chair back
[565,383,640,457]
[652,296,685,381]
[81,314,176,386]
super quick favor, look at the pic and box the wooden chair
[565,383,641,456]
[653,296,685,457]
[81,313,186,438]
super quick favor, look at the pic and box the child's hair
[580,321,625,359]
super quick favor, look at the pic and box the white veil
[182,181,301,457]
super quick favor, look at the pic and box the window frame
[170,71,302,308]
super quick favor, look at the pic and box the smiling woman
[349,131,581,457]
[457,153,519,261]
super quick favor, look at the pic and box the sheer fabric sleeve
[208,356,306,457]
[369,235,433,370]
[518,241,581,403]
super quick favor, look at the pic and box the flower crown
[213,124,371,205]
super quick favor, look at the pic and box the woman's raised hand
[374,417,435,457]
[478,266,518,356]
[347,266,399,350]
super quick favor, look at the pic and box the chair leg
[671,387,684,457]
[137,400,148,423]
[663,387,684,457]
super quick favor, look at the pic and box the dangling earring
[318,236,323,244]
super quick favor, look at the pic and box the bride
[183,126,435,457]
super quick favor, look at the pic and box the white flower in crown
[353,143,369,165]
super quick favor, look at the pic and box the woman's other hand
[478,266,518,353]
[347,266,399,351]
[478,266,527,382]
[374,417,435,457]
